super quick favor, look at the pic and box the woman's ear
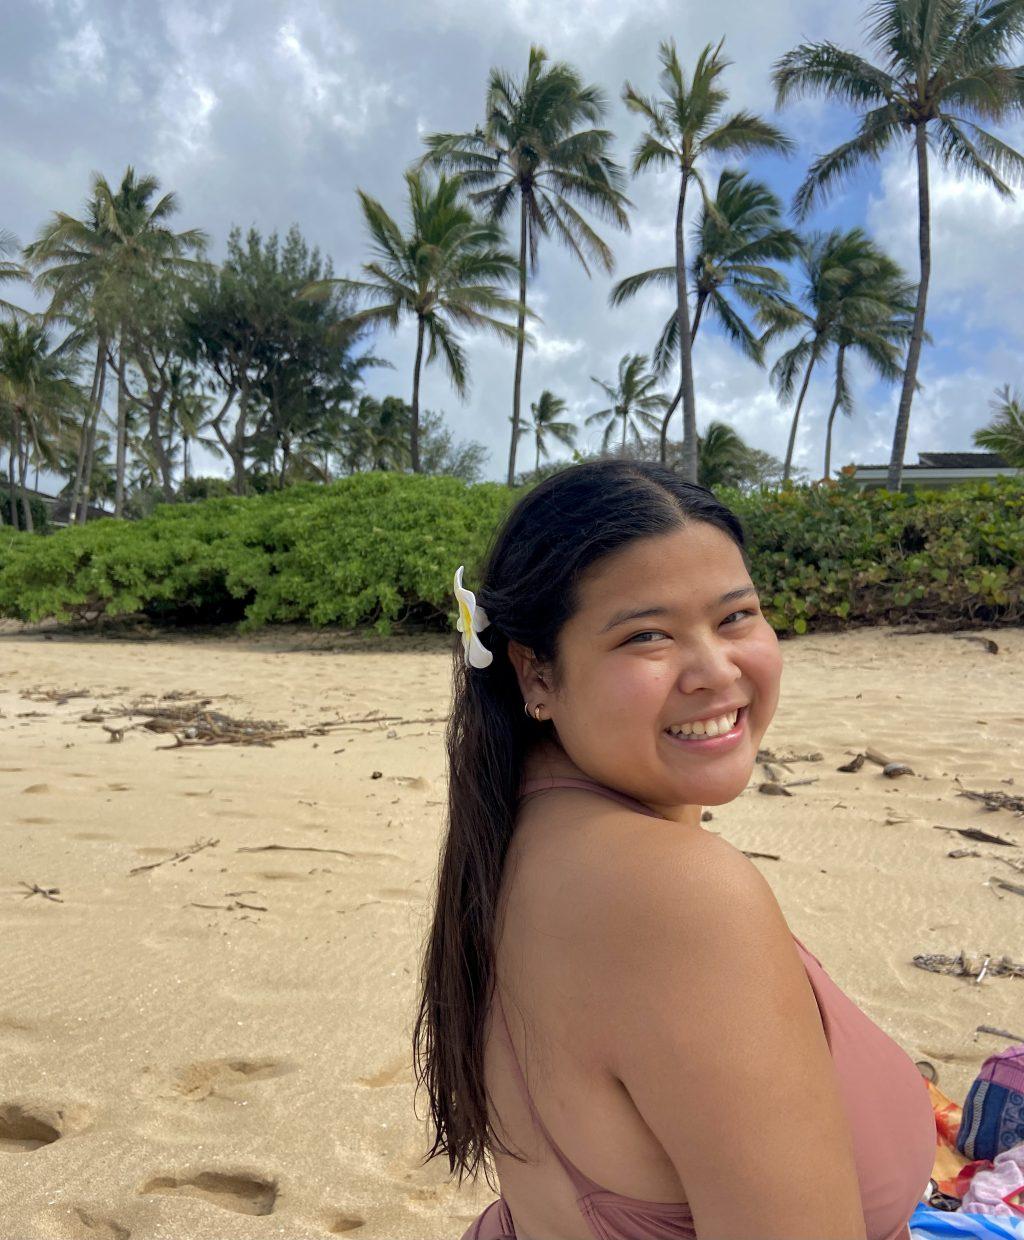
[506,639,551,702]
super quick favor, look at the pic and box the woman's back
[470,779,935,1240]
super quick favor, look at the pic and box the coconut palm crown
[304,170,522,473]
[419,45,630,485]
[586,352,669,456]
[622,39,794,483]
[610,168,799,460]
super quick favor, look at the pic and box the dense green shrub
[0,489,51,533]
[0,472,1020,635]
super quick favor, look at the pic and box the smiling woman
[412,460,934,1240]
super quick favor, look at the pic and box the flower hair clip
[453,565,493,669]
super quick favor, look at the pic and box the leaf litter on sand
[75,694,449,750]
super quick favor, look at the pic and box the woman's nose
[674,638,743,695]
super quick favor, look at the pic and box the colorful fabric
[957,1047,1024,1162]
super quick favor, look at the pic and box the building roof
[853,451,1011,471]
[916,452,1008,469]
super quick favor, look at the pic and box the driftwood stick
[977,1024,1024,1042]
[129,838,219,876]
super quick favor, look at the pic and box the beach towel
[909,1201,1024,1239]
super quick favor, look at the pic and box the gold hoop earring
[524,702,545,722]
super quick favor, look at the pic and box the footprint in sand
[0,1018,38,1053]
[356,1056,409,1089]
[21,784,51,794]
[166,1057,294,1102]
[72,1208,131,1239]
[17,816,56,825]
[328,1213,366,1234]
[139,1171,277,1215]
[0,1104,62,1152]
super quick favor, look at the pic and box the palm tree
[0,230,30,320]
[774,0,1024,492]
[821,264,915,480]
[622,40,793,483]
[764,228,910,480]
[610,168,799,460]
[587,353,669,456]
[26,166,206,519]
[305,172,520,473]
[514,389,577,475]
[0,321,82,530]
[696,420,754,489]
[419,46,630,485]
[974,385,1024,465]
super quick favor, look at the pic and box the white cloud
[51,20,107,89]
[867,141,1024,340]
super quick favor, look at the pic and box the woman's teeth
[666,709,739,739]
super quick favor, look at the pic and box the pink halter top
[460,776,935,1240]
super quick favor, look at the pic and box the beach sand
[1,620,1022,1238]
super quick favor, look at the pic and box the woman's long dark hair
[412,460,748,1188]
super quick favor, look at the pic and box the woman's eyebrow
[598,586,759,634]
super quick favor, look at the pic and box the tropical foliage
[420,45,630,484]
[773,0,1024,490]
[620,39,793,480]
[587,353,669,455]
[1,471,1019,636]
[974,385,1024,465]
[763,228,914,481]
[4,2,1024,546]
[303,172,521,472]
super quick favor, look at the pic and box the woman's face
[527,523,782,825]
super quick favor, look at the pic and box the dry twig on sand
[236,844,356,857]
[912,951,1024,980]
[129,838,219,876]
[978,1024,1024,1042]
[933,825,1019,847]
[17,881,62,902]
[955,782,1024,817]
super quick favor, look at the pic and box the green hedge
[0,472,1020,636]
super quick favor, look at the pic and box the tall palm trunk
[658,298,705,463]
[823,344,846,481]
[535,434,540,475]
[887,123,931,493]
[783,354,817,482]
[183,436,191,483]
[411,315,425,473]
[77,384,104,524]
[507,197,529,486]
[17,415,34,533]
[621,409,628,455]
[6,439,16,527]
[114,333,128,518]
[69,337,105,524]
[675,173,698,483]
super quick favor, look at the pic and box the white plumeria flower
[453,565,493,669]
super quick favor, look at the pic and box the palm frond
[935,112,1024,192]
[608,265,676,307]
[772,41,897,107]
[793,104,905,218]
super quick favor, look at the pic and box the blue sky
[4,0,1024,483]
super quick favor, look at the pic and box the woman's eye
[626,610,757,643]
[626,630,667,644]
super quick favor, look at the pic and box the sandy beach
[1,620,1022,1239]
